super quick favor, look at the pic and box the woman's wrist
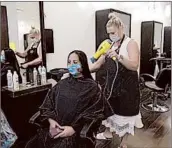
[26,62,30,66]
[118,55,124,62]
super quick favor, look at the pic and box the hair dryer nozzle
[90,57,97,63]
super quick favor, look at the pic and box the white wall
[44,2,96,71]
[44,2,171,72]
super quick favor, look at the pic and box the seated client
[25,50,103,148]
[1,48,22,87]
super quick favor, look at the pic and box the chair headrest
[156,68,171,88]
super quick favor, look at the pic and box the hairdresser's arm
[15,44,32,58]
[89,55,105,73]
[119,40,139,71]
[16,51,27,58]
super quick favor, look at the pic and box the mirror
[1,2,44,83]
[154,22,163,50]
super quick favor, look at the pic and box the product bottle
[33,68,38,85]
[37,66,42,85]
[7,70,13,89]
[41,66,47,85]
[13,71,19,91]
[29,70,33,84]
[22,72,27,86]
[38,66,42,74]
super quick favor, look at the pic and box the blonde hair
[29,26,40,34]
[106,12,124,29]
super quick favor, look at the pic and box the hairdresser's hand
[106,48,119,59]
[54,126,75,138]
[21,63,29,69]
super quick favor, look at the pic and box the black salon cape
[26,76,103,148]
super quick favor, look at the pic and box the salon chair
[28,109,103,147]
[28,70,104,147]
[27,91,104,147]
[48,68,69,82]
[140,68,171,113]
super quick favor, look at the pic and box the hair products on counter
[37,66,42,85]
[13,71,19,91]
[41,66,47,85]
[33,68,38,85]
[7,70,13,89]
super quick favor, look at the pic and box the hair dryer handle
[112,57,116,61]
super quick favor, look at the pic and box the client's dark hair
[68,50,93,79]
[3,48,22,82]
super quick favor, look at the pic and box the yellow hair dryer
[90,39,116,63]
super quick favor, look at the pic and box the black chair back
[49,68,68,82]
[156,68,171,89]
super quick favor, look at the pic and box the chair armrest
[80,117,102,144]
[80,119,95,138]
[29,111,42,127]
[80,118,96,144]
[140,73,155,81]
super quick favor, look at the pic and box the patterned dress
[1,110,17,148]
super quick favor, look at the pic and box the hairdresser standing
[16,27,42,82]
[90,12,143,147]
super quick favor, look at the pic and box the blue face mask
[1,55,5,63]
[67,64,81,77]
[109,34,120,43]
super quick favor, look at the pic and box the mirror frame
[39,1,47,69]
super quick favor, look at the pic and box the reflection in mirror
[16,26,42,83]
[1,2,43,84]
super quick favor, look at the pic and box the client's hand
[48,118,61,129]
[54,126,75,139]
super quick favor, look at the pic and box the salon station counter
[2,83,52,98]
[1,83,52,146]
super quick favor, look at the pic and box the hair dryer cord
[103,60,119,101]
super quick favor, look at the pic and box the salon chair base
[142,102,169,113]
[141,89,170,113]
[140,68,171,113]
